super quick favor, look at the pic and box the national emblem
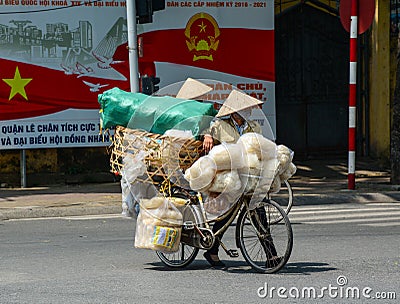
[185,12,220,62]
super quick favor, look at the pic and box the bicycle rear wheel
[156,241,199,268]
[236,199,293,273]
[156,197,200,268]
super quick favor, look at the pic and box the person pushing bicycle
[202,89,281,268]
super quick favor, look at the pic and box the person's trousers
[207,206,278,257]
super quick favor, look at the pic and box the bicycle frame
[184,192,270,252]
[156,179,273,251]
[199,194,243,238]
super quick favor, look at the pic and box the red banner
[0,59,129,121]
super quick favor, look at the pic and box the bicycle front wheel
[156,199,200,268]
[236,199,293,273]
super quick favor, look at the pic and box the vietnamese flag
[0,59,129,121]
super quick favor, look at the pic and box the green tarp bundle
[98,87,217,137]
[98,87,148,130]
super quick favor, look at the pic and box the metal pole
[348,0,358,190]
[126,0,139,93]
[20,149,26,188]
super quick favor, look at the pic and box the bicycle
[111,127,294,273]
[156,184,293,273]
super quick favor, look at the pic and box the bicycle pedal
[227,249,239,258]
[183,221,194,230]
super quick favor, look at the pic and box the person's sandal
[204,252,226,268]
[265,256,282,268]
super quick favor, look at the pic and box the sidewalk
[291,157,400,205]
[1,157,399,220]
[0,182,122,220]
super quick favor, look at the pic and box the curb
[293,191,400,205]
[0,201,121,220]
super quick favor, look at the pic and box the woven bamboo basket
[110,126,204,184]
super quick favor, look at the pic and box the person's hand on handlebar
[203,134,214,153]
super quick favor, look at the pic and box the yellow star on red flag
[3,66,32,101]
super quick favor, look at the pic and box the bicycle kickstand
[219,241,239,258]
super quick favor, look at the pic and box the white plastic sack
[120,151,147,216]
[240,158,279,194]
[208,143,245,170]
[277,144,294,175]
[164,129,194,139]
[184,156,217,191]
[121,177,135,216]
[269,176,282,194]
[270,145,296,193]
[207,170,242,193]
[279,162,297,181]
[237,132,277,161]
[203,191,241,217]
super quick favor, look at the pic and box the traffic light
[151,76,160,92]
[136,0,165,24]
[141,76,160,95]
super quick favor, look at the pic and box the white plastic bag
[121,177,134,216]
[120,151,147,216]
[121,150,147,184]
[135,197,183,253]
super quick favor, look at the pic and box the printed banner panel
[0,2,128,149]
[0,109,113,149]
[137,0,276,137]
[0,0,275,149]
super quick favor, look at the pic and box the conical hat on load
[216,90,263,118]
[176,78,213,99]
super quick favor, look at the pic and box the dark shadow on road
[146,260,262,273]
[145,260,336,275]
[220,261,336,275]
[145,260,215,271]
[279,262,337,275]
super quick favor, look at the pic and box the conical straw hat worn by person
[216,89,263,118]
[176,78,213,99]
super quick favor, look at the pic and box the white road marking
[289,204,400,226]
[8,214,124,222]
